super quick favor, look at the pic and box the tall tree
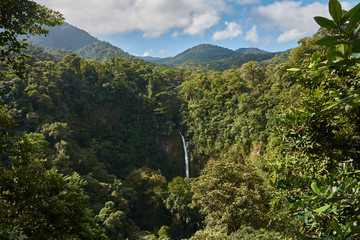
[0,0,63,78]
[0,107,106,239]
[191,159,269,236]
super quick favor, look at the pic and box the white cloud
[277,29,304,43]
[183,11,220,36]
[212,21,242,41]
[159,49,166,55]
[252,1,352,43]
[245,25,259,43]
[35,0,229,37]
[142,51,151,57]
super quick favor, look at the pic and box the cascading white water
[179,131,190,178]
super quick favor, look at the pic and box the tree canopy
[2,0,360,239]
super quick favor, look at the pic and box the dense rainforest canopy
[1,0,360,239]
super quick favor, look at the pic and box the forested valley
[1,0,360,239]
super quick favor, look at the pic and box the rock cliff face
[156,132,185,179]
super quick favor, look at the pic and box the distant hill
[141,44,281,71]
[24,22,99,51]
[148,44,238,65]
[23,21,287,70]
[235,47,269,54]
[23,22,135,62]
[76,41,133,62]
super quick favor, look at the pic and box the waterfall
[179,131,190,178]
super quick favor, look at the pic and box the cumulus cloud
[35,0,229,38]
[252,1,352,43]
[142,52,151,57]
[245,25,259,43]
[277,29,304,43]
[212,21,242,41]
[184,11,220,35]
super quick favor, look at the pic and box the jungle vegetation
[1,0,360,239]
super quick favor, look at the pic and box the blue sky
[35,0,355,57]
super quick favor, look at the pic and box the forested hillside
[152,44,238,65]
[25,22,99,51]
[1,0,360,239]
[204,52,278,71]
[142,44,280,71]
[76,41,133,62]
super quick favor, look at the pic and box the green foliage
[0,44,188,238]
[206,52,277,71]
[165,177,200,224]
[191,159,269,234]
[269,0,360,238]
[260,50,291,66]
[96,201,132,240]
[190,226,284,240]
[225,226,285,240]
[76,41,133,62]
[158,226,171,240]
[124,167,170,231]
[4,1,356,239]
[179,60,300,174]
[0,110,105,239]
[0,52,185,179]
[165,177,203,239]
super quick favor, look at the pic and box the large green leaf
[311,182,320,195]
[341,2,360,25]
[329,0,342,24]
[314,204,331,213]
[323,95,355,111]
[314,16,338,29]
[315,36,345,46]
[327,46,344,62]
[346,5,360,33]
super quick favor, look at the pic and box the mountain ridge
[139,44,281,69]
[25,21,287,70]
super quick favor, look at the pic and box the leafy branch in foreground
[271,0,360,238]
[0,0,63,78]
